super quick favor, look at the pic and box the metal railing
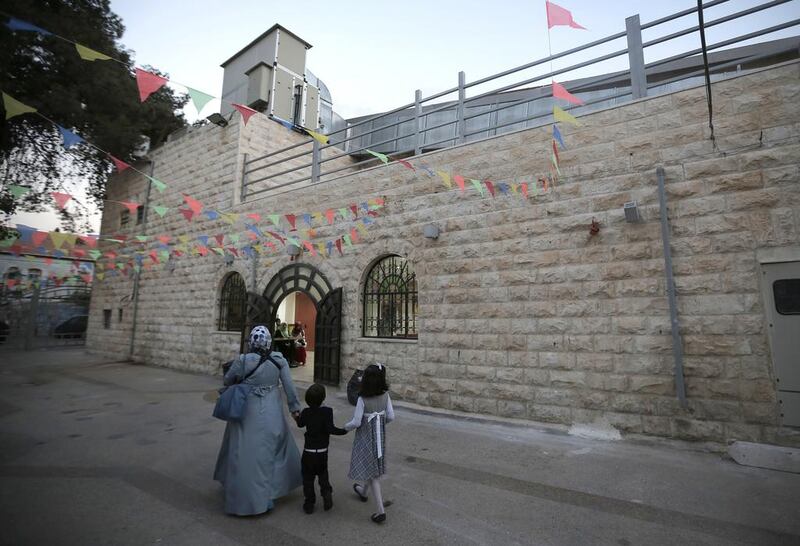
[240,0,799,200]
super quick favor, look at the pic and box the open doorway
[276,291,317,384]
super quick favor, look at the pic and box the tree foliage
[0,0,188,234]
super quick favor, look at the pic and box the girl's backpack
[346,369,364,406]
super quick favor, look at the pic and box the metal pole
[626,14,647,99]
[657,166,687,407]
[240,152,249,202]
[413,89,422,156]
[128,159,155,360]
[311,140,320,184]
[456,71,466,144]
[24,282,40,350]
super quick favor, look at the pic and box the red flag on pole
[135,68,169,102]
[232,103,258,125]
[552,80,585,105]
[546,1,586,29]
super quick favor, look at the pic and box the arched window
[219,272,246,331]
[363,255,417,339]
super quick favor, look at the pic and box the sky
[9,0,800,233]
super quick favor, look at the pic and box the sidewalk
[1,348,798,545]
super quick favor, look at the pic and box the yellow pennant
[2,92,37,120]
[553,106,580,126]
[436,171,452,189]
[75,43,112,62]
[306,129,329,145]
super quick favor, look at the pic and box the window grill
[219,272,246,331]
[363,255,417,339]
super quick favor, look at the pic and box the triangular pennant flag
[552,80,584,105]
[521,183,529,199]
[183,194,203,215]
[80,235,98,247]
[553,124,566,150]
[15,224,36,244]
[343,234,352,247]
[95,272,105,281]
[268,214,281,227]
[267,231,285,245]
[286,214,296,230]
[8,185,31,199]
[49,231,69,249]
[395,158,415,171]
[2,93,37,120]
[121,201,139,214]
[51,192,72,209]
[32,231,49,247]
[273,115,295,131]
[553,105,580,126]
[221,212,238,224]
[147,176,167,192]
[302,213,312,226]
[303,241,316,256]
[152,205,169,217]
[204,210,219,220]
[453,175,466,192]
[57,125,83,149]
[551,149,561,176]
[135,235,149,243]
[5,17,52,34]
[156,235,171,245]
[305,129,329,145]
[187,87,215,115]
[179,208,195,221]
[197,235,209,247]
[88,249,102,260]
[365,149,389,165]
[211,247,224,256]
[469,179,484,195]
[552,140,560,165]
[197,246,209,257]
[419,164,434,177]
[326,241,334,256]
[546,1,586,30]
[247,213,261,223]
[135,68,169,102]
[498,182,509,195]
[325,209,335,225]
[335,238,343,255]
[349,205,358,218]
[229,233,240,244]
[317,243,326,256]
[436,171,452,189]
[110,155,131,172]
[232,103,258,125]
[214,234,225,247]
[75,43,111,62]
[350,228,359,243]
[338,207,349,220]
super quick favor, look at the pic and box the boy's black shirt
[296,406,347,449]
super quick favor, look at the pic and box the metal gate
[241,264,342,385]
[0,281,91,350]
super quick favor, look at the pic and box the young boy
[294,383,348,513]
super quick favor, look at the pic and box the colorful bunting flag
[247,213,261,223]
[8,185,30,198]
[469,179,484,195]
[152,205,169,217]
[305,129,329,145]
[350,228,359,243]
[232,103,258,125]
[51,192,72,209]
[187,87,215,114]
[552,80,584,105]
[553,105,580,126]
[110,155,131,172]
[57,125,83,148]
[214,234,224,247]
[5,17,52,34]
[120,201,139,214]
[286,214,297,230]
[146,176,166,192]
[183,194,203,215]
[454,175,466,192]
[32,231,49,247]
[365,149,389,165]
[325,209,335,225]
[272,115,295,131]
[395,158,415,171]
[135,68,169,102]
[546,1,586,30]
[179,208,195,221]
[553,124,566,150]
[484,180,496,197]
[75,43,111,61]
[437,171,452,189]
[302,213,312,226]
[204,210,219,220]
[2,93,37,120]
[419,164,434,177]
[268,214,280,227]
[521,183,529,199]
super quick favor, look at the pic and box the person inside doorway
[273,319,295,367]
[292,323,307,367]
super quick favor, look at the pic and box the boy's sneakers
[322,492,333,511]
[303,501,314,514]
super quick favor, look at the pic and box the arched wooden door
[243,263,342,385]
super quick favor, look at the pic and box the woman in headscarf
[213,325,303,515]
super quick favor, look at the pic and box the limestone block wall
[88,61,800,444]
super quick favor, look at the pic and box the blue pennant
[6,17,51,35]
[57,125,83,149]
[553,124,566,150]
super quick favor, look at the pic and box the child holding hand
[345,363,394,524]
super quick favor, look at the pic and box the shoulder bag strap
[239,353,268,383]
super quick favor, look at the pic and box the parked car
[53,315,88,339]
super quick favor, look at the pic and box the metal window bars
[219,272,247,331]
[240,0,799,200]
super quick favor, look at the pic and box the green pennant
[8,185,31,199]
[229,233,240,244]
[148,176,167,192]
[268,214,280,226]
[344,234,352,247]
[187,87,215,115]
[88,250,102,260]
[152,205,169,217]
[338,207,349,219]
[212,247,224,255]
[365,149,389,164]
[0,237,16,248]
[469,179,485,195]
[136,235,149,242]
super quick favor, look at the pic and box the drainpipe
[128,159,155,360]
[657,166,687,408]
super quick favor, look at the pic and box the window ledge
[356,337,418,344]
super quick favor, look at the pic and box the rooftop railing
[240,0,800,201]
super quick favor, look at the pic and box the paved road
[1,348,798,545]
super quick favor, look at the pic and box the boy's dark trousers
[302,450,332,507]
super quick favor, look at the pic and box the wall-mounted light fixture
[624,201,642,223]
[423,224,440,240]
[207,113,229,128]
[589,218,601,236]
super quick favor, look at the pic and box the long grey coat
[213,351,302,515]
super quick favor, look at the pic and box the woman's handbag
[213,354,271,422]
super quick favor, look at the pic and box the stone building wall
[88,61,800,444]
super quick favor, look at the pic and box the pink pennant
[374,197,385,206]
[179,208,195,221]
[157,235,171,245]
[350,228,359,243]
[149,251,159,264]
[325,209,335,225]
[484,180,496,197]
[73,249,86,258]
[80,273,92,284]
[197,246,209,257]
[110,155,132,172]
[135,68,169,102]
[121,201,139,214]
[454,175,466,192]
[267,231,286,245]
[105,251,117,260]
[32,231,49,247]
[349,204,358,217]
[44,257,53,265]
[521,182,529,199]
[51,192,73,209]
[79,235,98,247]
[303,241,316,255]
[246,231,258,241]
[232,103,258,125]
[247,213,261,222]
[396,158,415,171]
[546,1,585,30]
[552,80,584,105]
[285,214,297,230]
[182,194,203,215]
[335,238,343,255]
[228,247,239,257]
[214,234,225,247]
